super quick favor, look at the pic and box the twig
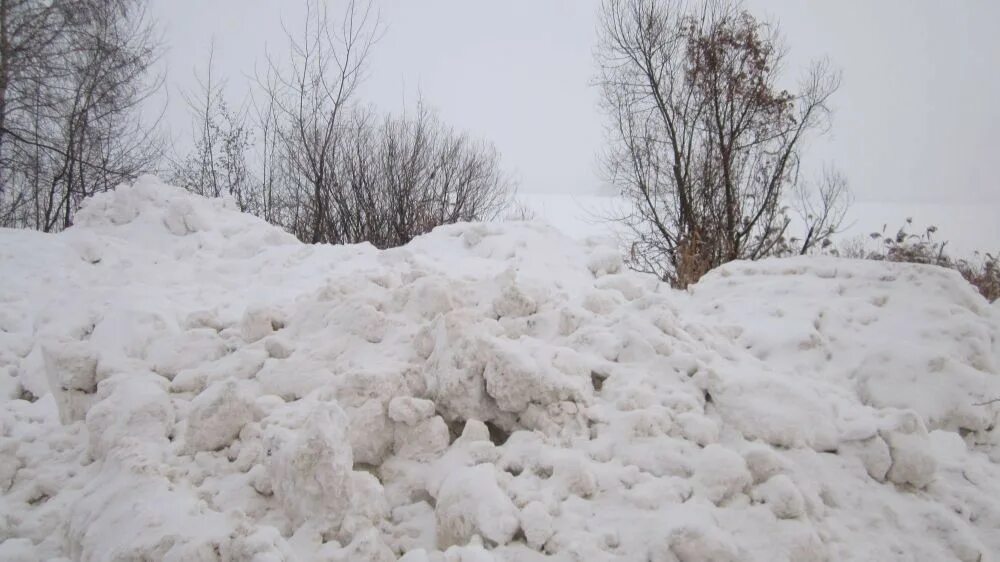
[973,397,1000,406]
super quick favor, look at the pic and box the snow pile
[1,177,999,561]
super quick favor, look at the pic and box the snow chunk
[881,412,937,488]
[692,445,751,505]
[0,438,20,492]
[519,500,554,550]
[389,396,437,426]
[675,411,720,446]
[145,328,226,379]
[751,474,806,519]
[654,522,741,562]
[348,471,390,524]
[220,525,296,561]
[184,378,257,452]
[85,373,174,460]
[41,339,98,423]
[241,306,286,343]
[395,415,451,460]
[420,312,503,423]
[586,246,623,277]
[456,419,491,444]
[743,446,787,485]
[492,276,538,319]
[482,338,591,414]
[264,335,295,359]
[435,464,519,548]
[265,400,354,528]
[841,435,892,482]
[41,339,98,393]
[163,196,208,235]
[711,370,841,450]
[347,398,395,466]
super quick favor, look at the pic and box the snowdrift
[1,177,999,561]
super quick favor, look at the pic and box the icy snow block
[742,446,788,485]
[405,276,456,319]
[712,372,840,450]
[42,340,97,392]
[435,464,519,548]
[264,336,295,359]
[67,232,104,264]
[388,396,437,426]
[493,283,538,318]
[0,438,19,492]
[219,526,297,561]
[693,445,751,505]
[750,474,806,519]
[652,523,741,562]
[586,246,623,277]
[327,527,396,562]
[42,339,99,423]
[420,313,503,423]
[675,412,721,447]
[184,378,257,452]
[65,449,233,562]
[266,402,354,528]
[163,196,207,235]
[519,501,554,550]
[482,339,590,414]
[840,435,892,482]
[457,419,491,444]
[145,328,226,379]
[0,538,37,561]
[880,412,937,489]
[347,398,394,466]
[347,471,390,523]
[85,373,175,460]
[394,415,450,460]
[240,306,286,343]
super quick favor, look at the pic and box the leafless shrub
[169,0,516,248]
[846,219,999,302]
[786,168,852,255]
[169,45,255,211]
[958,256,999,302]
[330,104,514,247]
[595,0,847,286]
[503,201,537,222]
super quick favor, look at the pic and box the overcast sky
[151,0,1000,204]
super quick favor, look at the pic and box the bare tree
[787,167,851,255]
[259,0,381,243]
[596,0,846,286]
[250,85,286,224]
[169,44,254,211]
[0,0,162,231]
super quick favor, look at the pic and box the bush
[595,0,846,287]
[836,219,999,302]
[169,0,516,249]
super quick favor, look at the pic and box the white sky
[151,0,1000,204]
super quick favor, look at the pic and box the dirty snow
[1,177,999,561]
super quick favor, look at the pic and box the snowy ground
[517,193,1000,257]
[1,178,999,561]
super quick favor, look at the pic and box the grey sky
[151,0,1000,203]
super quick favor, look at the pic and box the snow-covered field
[518,193,1000,257]
[1,178,999,561]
